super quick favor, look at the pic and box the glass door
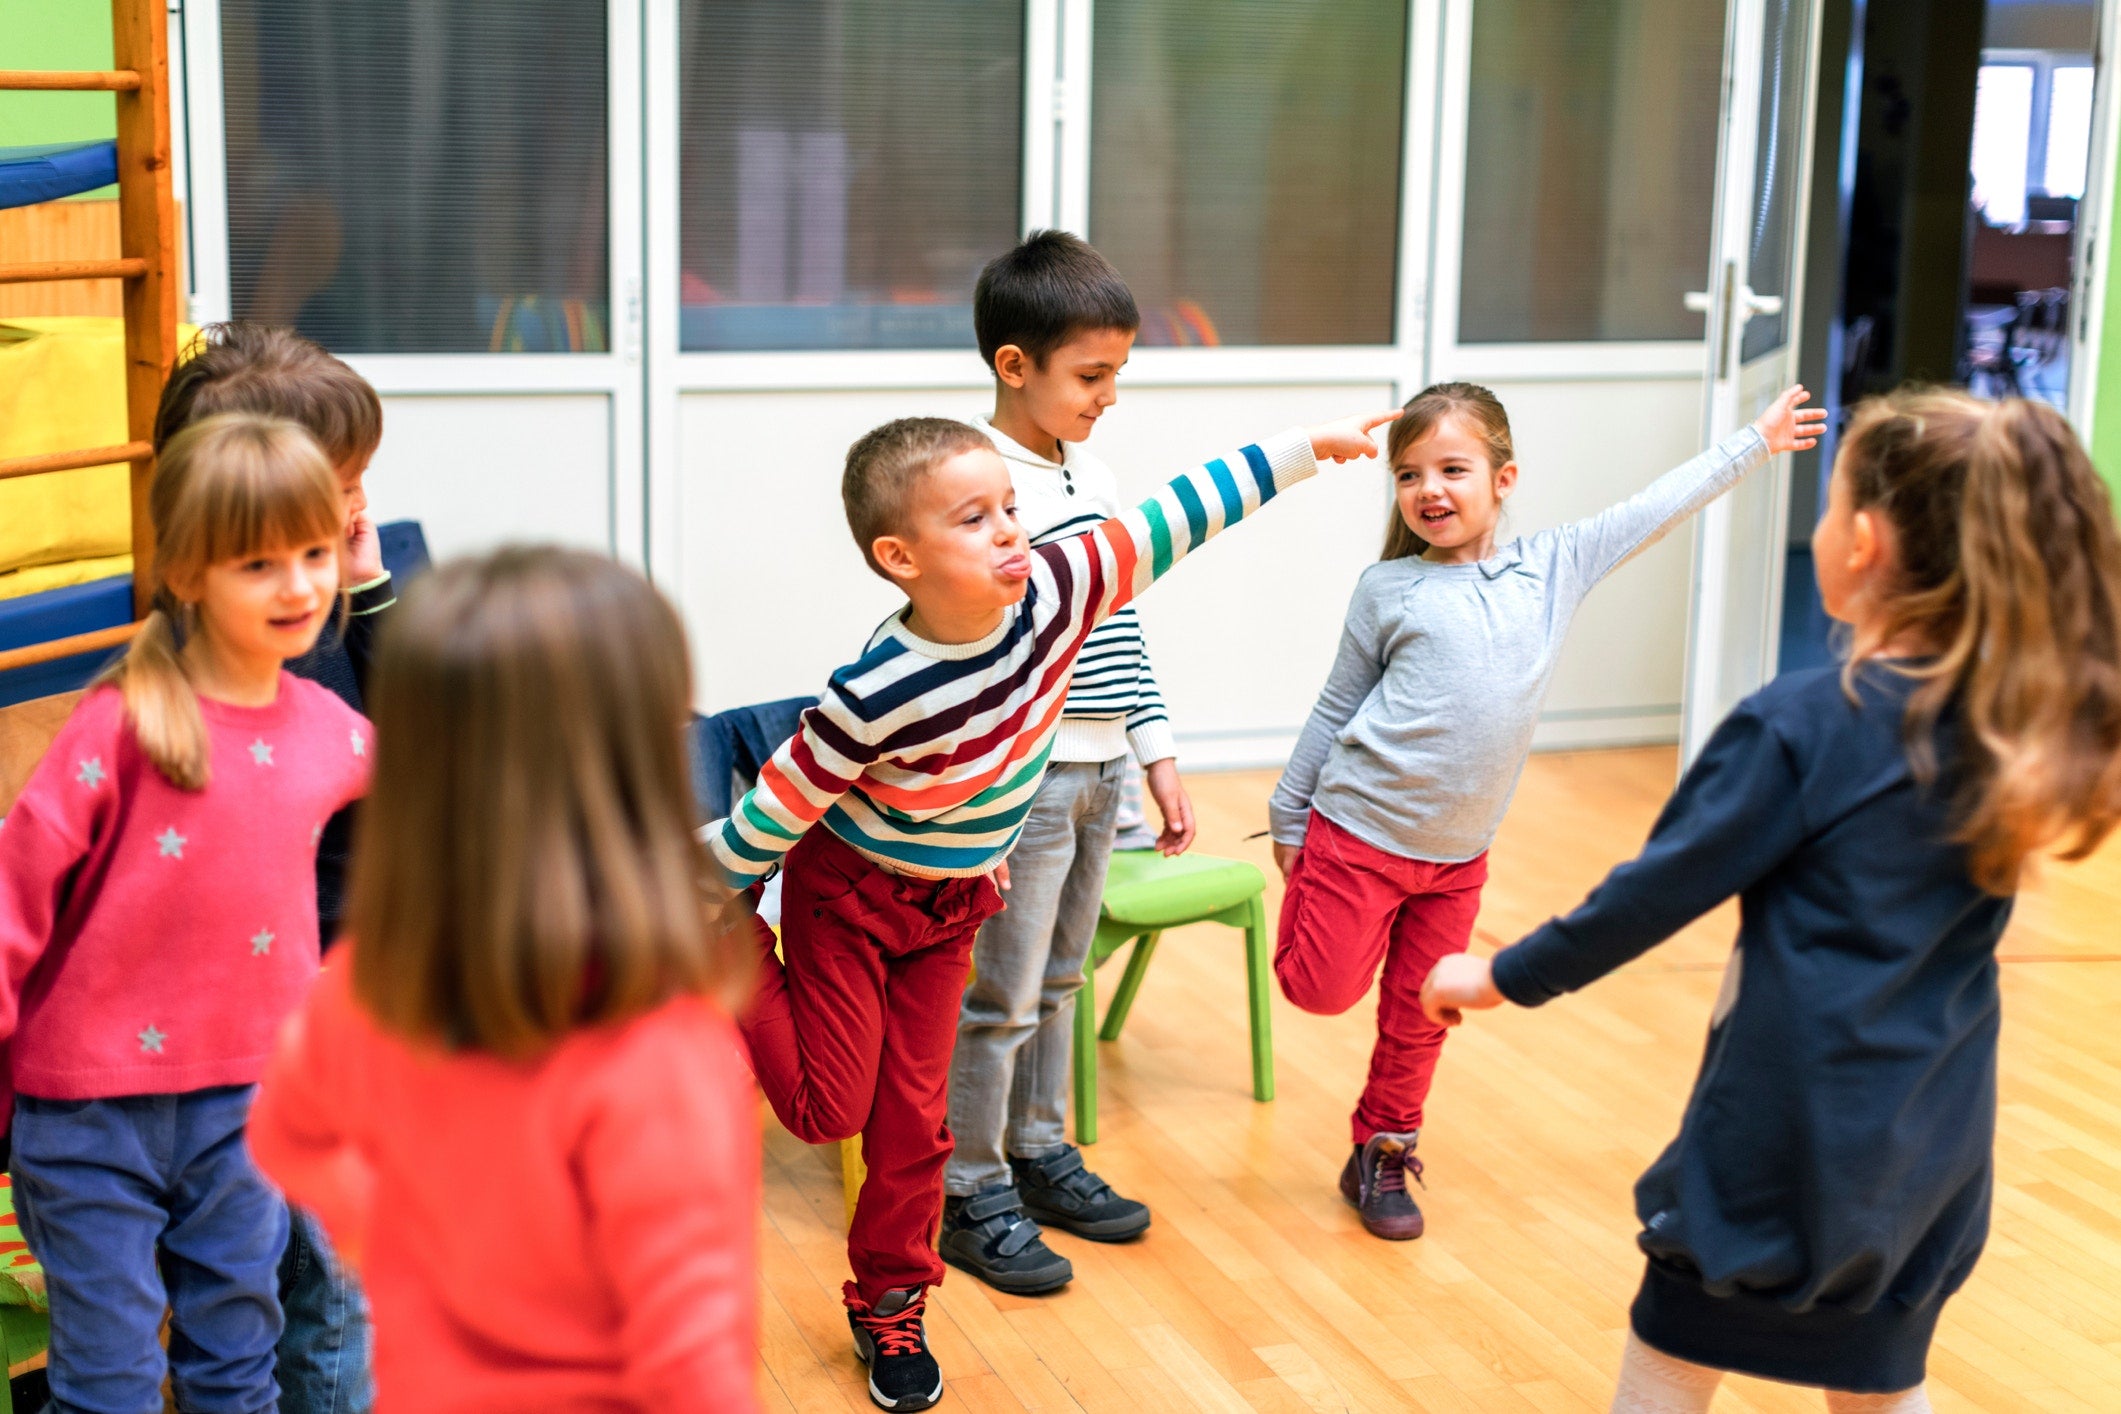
[1679,0,1822,763]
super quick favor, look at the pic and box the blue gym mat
[0,142,118,210]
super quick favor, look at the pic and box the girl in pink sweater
[249,546,762,1413]
[0,414,369,1411]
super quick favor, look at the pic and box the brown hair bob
[1835,388,2121,893]
[156,322,383,467]
[1380,382,1515,561]
[348,546,751,1058]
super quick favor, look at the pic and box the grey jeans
[945,759,1123,1195]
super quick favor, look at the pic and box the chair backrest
[0,689,83,816]
[686,696,816,823]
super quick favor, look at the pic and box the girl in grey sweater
[1268,381,1823,1240]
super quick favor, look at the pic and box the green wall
[0,0,117,197]
[2097,157,2121,499]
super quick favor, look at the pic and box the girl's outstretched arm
[1557,386,1826,589]
[1422,703,1807,1025]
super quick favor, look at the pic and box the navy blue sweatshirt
[286,574,395,943]
[1492,664,2009,1392]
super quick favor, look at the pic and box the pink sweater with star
[0,678,370,1099]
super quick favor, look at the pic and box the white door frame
[174,0,649,569]
[2069,0,2121,438]
[1679,0,1825,763]
[645,0,1442,590]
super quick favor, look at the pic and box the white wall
[672,374,1710,766]
[363,394,615,560]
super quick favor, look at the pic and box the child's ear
[1848,508,1882,575]
[871,534,922,587]
[1493,461,1520,501]
[992,344,1032,391]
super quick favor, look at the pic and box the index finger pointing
[1360,410,1401,434]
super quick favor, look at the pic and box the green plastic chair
[0,1174,50,1411]
[1072,849,1275,1144]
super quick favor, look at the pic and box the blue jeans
[12,1086,285,1414]
[276,1206,374,1414]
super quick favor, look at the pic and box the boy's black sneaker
[1012,1145,1151,1241]
[940,1184,1074,1294]
[849,1286,943,1412]
[1339,1131,1425,1240]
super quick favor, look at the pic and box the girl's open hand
[1272,840,1301,881]
[1752,385,1829,457]
[1307,410,1400,464]
[1420,952,1502,1027]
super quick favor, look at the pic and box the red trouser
[739,827,1005,1307]
[1274,811,1488,1144]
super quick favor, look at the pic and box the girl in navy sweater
[1423,391,2121,1411]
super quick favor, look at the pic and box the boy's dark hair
[842,418,996,579]
[973,230,1139,370]
[155,322,383,468]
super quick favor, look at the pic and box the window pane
[1739,0,1811,363]
[1971,64,2034,226]
[221,1,609,354]
[1459,0,1723,344]
[678,1,1023,352]
[2044,65,2094,199]
[1089,0,1404,347]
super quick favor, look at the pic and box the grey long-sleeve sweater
[1268,427,1770,863]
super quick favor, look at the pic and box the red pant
[739,828,1004,1306]
[1274,811,1488,1144]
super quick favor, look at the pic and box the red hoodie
[0,680,369,1098]
[250,959,762,1413]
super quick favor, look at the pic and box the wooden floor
[755,748,2121,1412]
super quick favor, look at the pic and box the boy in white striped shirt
[940,232,1189,1293]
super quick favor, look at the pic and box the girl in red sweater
[0,413,369,1412]
[249,546,762,1413]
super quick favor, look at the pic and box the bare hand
[1420,952,1503,1027]
[1143,757,1196,856]
[345,511,385,585]
[1272,840,1302,881]
[992,858,1011,892]
[1307,410,1400,465]
[1751,385,1829,457]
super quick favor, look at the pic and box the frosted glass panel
[1088,0,1405,347]
[677,0,1024,351]
[1459,0,1723,343]
[221,0,610,353]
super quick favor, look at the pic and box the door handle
[1740,287,1782,317]
[1683,291,1715,313]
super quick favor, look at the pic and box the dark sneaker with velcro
[940,1183,1074,1294]
[1338,1131,1425,1240]
[1012,1145,1151,1241]
[848,1286,943,1411]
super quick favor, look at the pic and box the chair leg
[1099,932,1160,1042]
[839,1138,865,1227]
[1073,958,1099,1145]
[1243,896,1276,1102]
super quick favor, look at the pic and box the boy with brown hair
[153,321,387,1414]
[705,405,1395,1411]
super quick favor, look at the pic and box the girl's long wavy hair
[93,414,344,790]
[1380,382,1515,561]
[1836,389,2121,893]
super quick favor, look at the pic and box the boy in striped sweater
[939,233,1183,1296]
[704,407,1394,1412]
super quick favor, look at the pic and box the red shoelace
[855,1298,928,1359]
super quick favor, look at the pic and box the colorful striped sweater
[704,427,1318,883]
[973,416,1175,767]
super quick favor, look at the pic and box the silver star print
[155,827,187,859]
[249,738,274,766]
[350,729,366,757]
[311,823,323,845]
[138,1025,166,1054]
[76,757,106,789]
[250,929,275,956]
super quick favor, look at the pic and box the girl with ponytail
[1424,389,2121,1413]
[0,413,373,1411]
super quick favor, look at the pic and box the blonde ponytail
[95,414,345,790]
[1837,390,2121,892]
